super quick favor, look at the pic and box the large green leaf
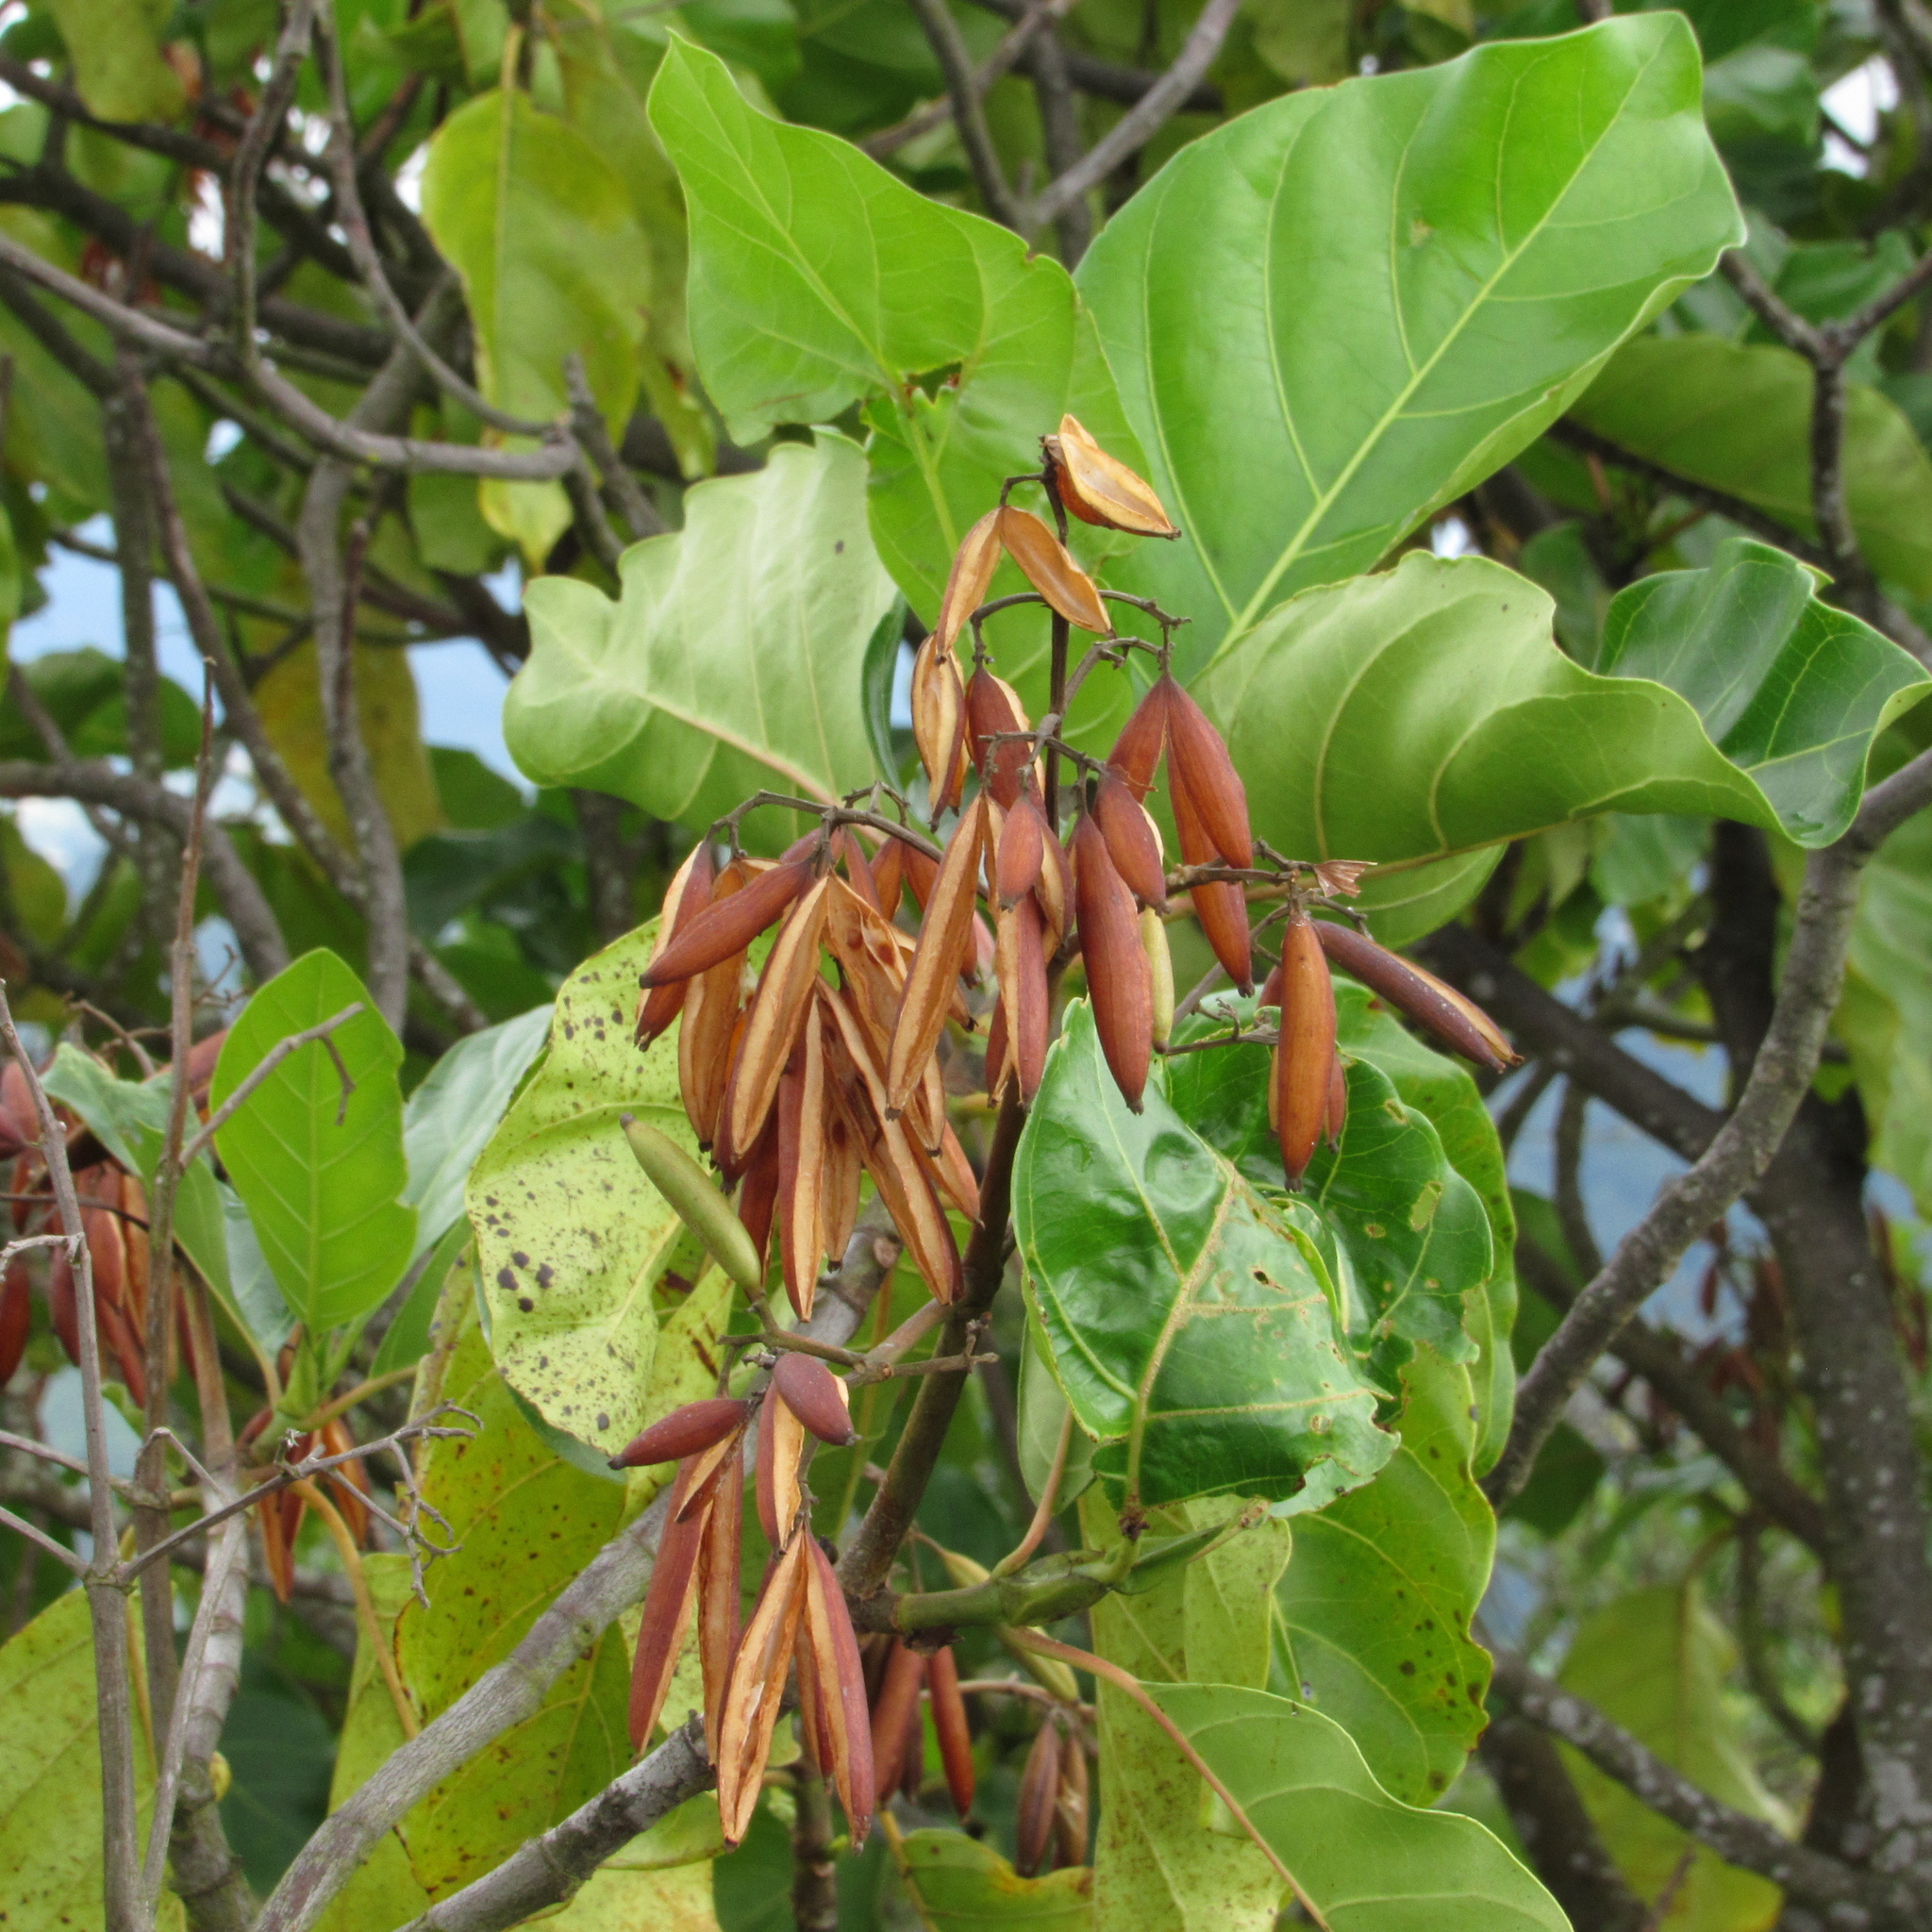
[646,36,1132,615]
[506,434,898,847]
[421,85,652,562]
[1150,1683,1567,1931]
[1559,1582,1788,1928]
[1075,13,1742,675]
[1015,1002,1394,1513]
[0,1590,182,1931]
[1085,1492,1295,1932]
[1272,1350,1494,1807]
[401,1003,553,1262]
[211,950,415,1335]
[465,922,717,1449]
[1570,335,1932,597]
[44,0,185,121]
[896,1831,1093,1929]
[1195,546,1927,938]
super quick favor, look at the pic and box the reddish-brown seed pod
[802,1535,876,1846]
[870,1641,928,1807]
[887,794,987,1115]
[1053,1729,1091,1870]
[777,1021,828,1320]
[1312,920,1520,1073]
[1108,681,1170,801]
[1257,960,1283,1010]
[721,877,831,1163]
[911,636,970,817]
[1073,814,1152,1110]
[642,859,814,990]
[0,1100,25,1163]
[1161,676,1252,870]
[1092,770,1166,909]
[1275,911,1338,1189]
[715,1539,810,1844]
[1043,416,1179,539]
[677,865,755,1149]
[627,1462,709,1748]
[1170,766,1253,993]
[983,995,1011,1102]
[996,791,1048,907]
[1036,827,1072,951]
[1324,1052,1348,1146]
[1015,1718,1064,1877]
[734,1117,781,1264]
[637,841,717,1049]
[772,1350,858,1446]
[872,836,908,918]
[46,1247,77,1367]
[695,1435,744,1758]
[0,1259,28,1388]
[900,843,940,911]
[757,1386,808,1549]
[608,1397,750,1470]
[321,1417,372,1546]
[996,893,1050,1101]
[996,507,1111,633]
[831,826,880,909]
[934,511,1005,655]
[925,1645,975,1820]
[966,667,1038,810]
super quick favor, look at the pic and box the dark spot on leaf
[497,1267,518,1291]
[1400,1659,1417,1675]
[513,1251,530,1269]
[537,1264,555,1288]
[596,1412,609,1432]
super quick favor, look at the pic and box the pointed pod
[886,794,987,1116]
[1274,911,1337,1189]
[1014,1718,1063,1877]
[1073,813,1152,1110]
[777,1018,827,1320]
[637,841,716,1049]
[756,1384,808,1548]
[772,1350,858,1446]
[869,1640,928,1807]
[925,1644,975,1821]
[873,835,907,918]
[608,1400,752,1471]
[715,1538,810,1844]
[1161,676,1251,870]
[995,893,1050,1101]
[934,510,1004,655]
[966,666,1037,810]
[1043,415,1178,539]
[628,1461,710,1748]
[995,791,1047,908]
[622,1116,766,1292]
[911,637,969,818]
[1170,766,1253,993]
[695,1433,745,1759]
[1107,680,1169,802]
[721,875,831,1163]
[0,1260,28,1390]
[1323,1051,1348,1148]
[641,858,813,990]
[996,507,1110,633]
[1312,920,1520,1073]
[734,1117,781,1268]
[676,874,751,1149]
[802,1536,876,1846]
[1092,770,1166,908]
[1141,908,1174,1052]
[1053,1728,1091,1870]
[830,826,880,909]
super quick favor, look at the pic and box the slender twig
[297,1478,421,1738]
[905,0,1024,227]
[864,0,1075,159]
[0,1502,88,1573]
[178,1003,362,1169]
[564,354,664,539]
[992,1407,1074,1577]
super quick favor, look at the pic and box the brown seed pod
[1161,676,1252,870]
[678,949,745,1152]
[628,1460,710,1748]
[872,835,908,918]
[830,826,880,909]
[900,843,940,911]
[802,1535,876,1846]
[1014,1717,1064,1877]
[757,1386,808,1549]
[996,507,1110,633]
[777,1021,827,1320]
[996,792,1047,908]
[966,667,1038,811]
[869,1640,928,1807]
[1275,910,1337,1189]
[1170,767,1253,993]
[1043,414,1179,539]
[996,893,1050,1101]
[911,636,970,818]
[642,858,813,990]
[925,1644,975,1820]
[734,1117,781,1266]
[1324,1052,1348,1147]
[695,1434,744,1759]
[715,1538,810,1843]
[934,510,1005,655]
[1073,813,1152,1111]
[0,1259,28,1389]
[1257,959,1283,1010]
[720,876,831,1164]
[608,1396,751,1469]
[320,1416,372,1546]
[1312,920,1520,1074]
[886,793,987,1116]
[984,994,1011,1103]
[637,841,716,1049]
[1092,770,1166,909]
[1142,908,1174,1052]
[1035,826,1072,951]
[773,1350,858,1446]
[1053,1727,1091,1870]
[1108,680,1170,802]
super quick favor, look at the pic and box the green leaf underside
[1571,334,1932,597]
[210,949,415,1334]
[1016,1002,1393,1512]
[1272,1350,1495,1807]
[1076,13,1743,678]
[465,921,714,1448]
[1192,546,1926,941]
[506,434,897,849]
[1151,1683,1567,1930]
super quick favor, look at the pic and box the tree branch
[905,0,1024,226]
[962,0,1224,113]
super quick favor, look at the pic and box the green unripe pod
[620,1113,765,1292]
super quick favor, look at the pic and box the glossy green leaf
[1085,1492,1295,1932]
[896,1830,1093,1929]
[0,1589,182,1931]
[465,921,716,1449]
[1015,1001,1393,1513]
[1195,546,1926,939]
[1559,1582,1789,1928]
[1272,1350,1494,1807]
[1149,1683,1567,1931]
[646,34,1138,625]
[1076,13,1742,676]
[211,950,415,1335]
[507,434,898,849]
[401,1003,553,1260]
[1572,335,1932,598]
